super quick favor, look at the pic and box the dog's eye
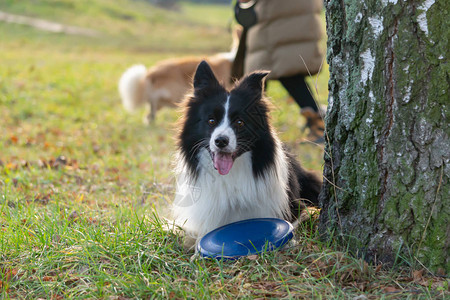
[208,118,216,126]
[236,119,244,127]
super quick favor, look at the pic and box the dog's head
[179,61,274,177]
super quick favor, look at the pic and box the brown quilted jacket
[244,0,325,79]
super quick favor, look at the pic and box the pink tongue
[213,153,234,175]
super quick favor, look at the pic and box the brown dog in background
[118,53,234,123]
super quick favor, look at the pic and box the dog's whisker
[188,139,208,161]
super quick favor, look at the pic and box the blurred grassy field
[2,1,445,299]
[0,0,328,210]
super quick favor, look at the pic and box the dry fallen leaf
[33,193,52,205]
[383,286,401,293]
[375,264,382,273]
[412,269,424,282]
[10,135,18,144]
[69,210,79,221]
[42,276,54,282]
[6,162,17,170]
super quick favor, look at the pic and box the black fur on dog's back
[285,152,322,220]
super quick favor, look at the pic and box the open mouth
[210,151,236,175]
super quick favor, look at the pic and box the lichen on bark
[319,0,449,273]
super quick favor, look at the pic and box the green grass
[1,0,448,298]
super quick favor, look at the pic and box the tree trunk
[319,0,449,273]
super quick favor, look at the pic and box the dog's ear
[235,71,270,99]
[193,60,220,91]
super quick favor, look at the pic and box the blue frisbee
[197,218,294,259]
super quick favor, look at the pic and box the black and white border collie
[173,61,322,243]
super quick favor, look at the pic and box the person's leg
[279,74,325,142]
[279,74,318,112]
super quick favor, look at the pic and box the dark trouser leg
[279,74,318,112]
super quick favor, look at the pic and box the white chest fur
[172,147,290,239]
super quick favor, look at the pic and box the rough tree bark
[319,0,449,273]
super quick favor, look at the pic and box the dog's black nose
[215,136,229,148]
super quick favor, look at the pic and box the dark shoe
[301,106,326,144]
